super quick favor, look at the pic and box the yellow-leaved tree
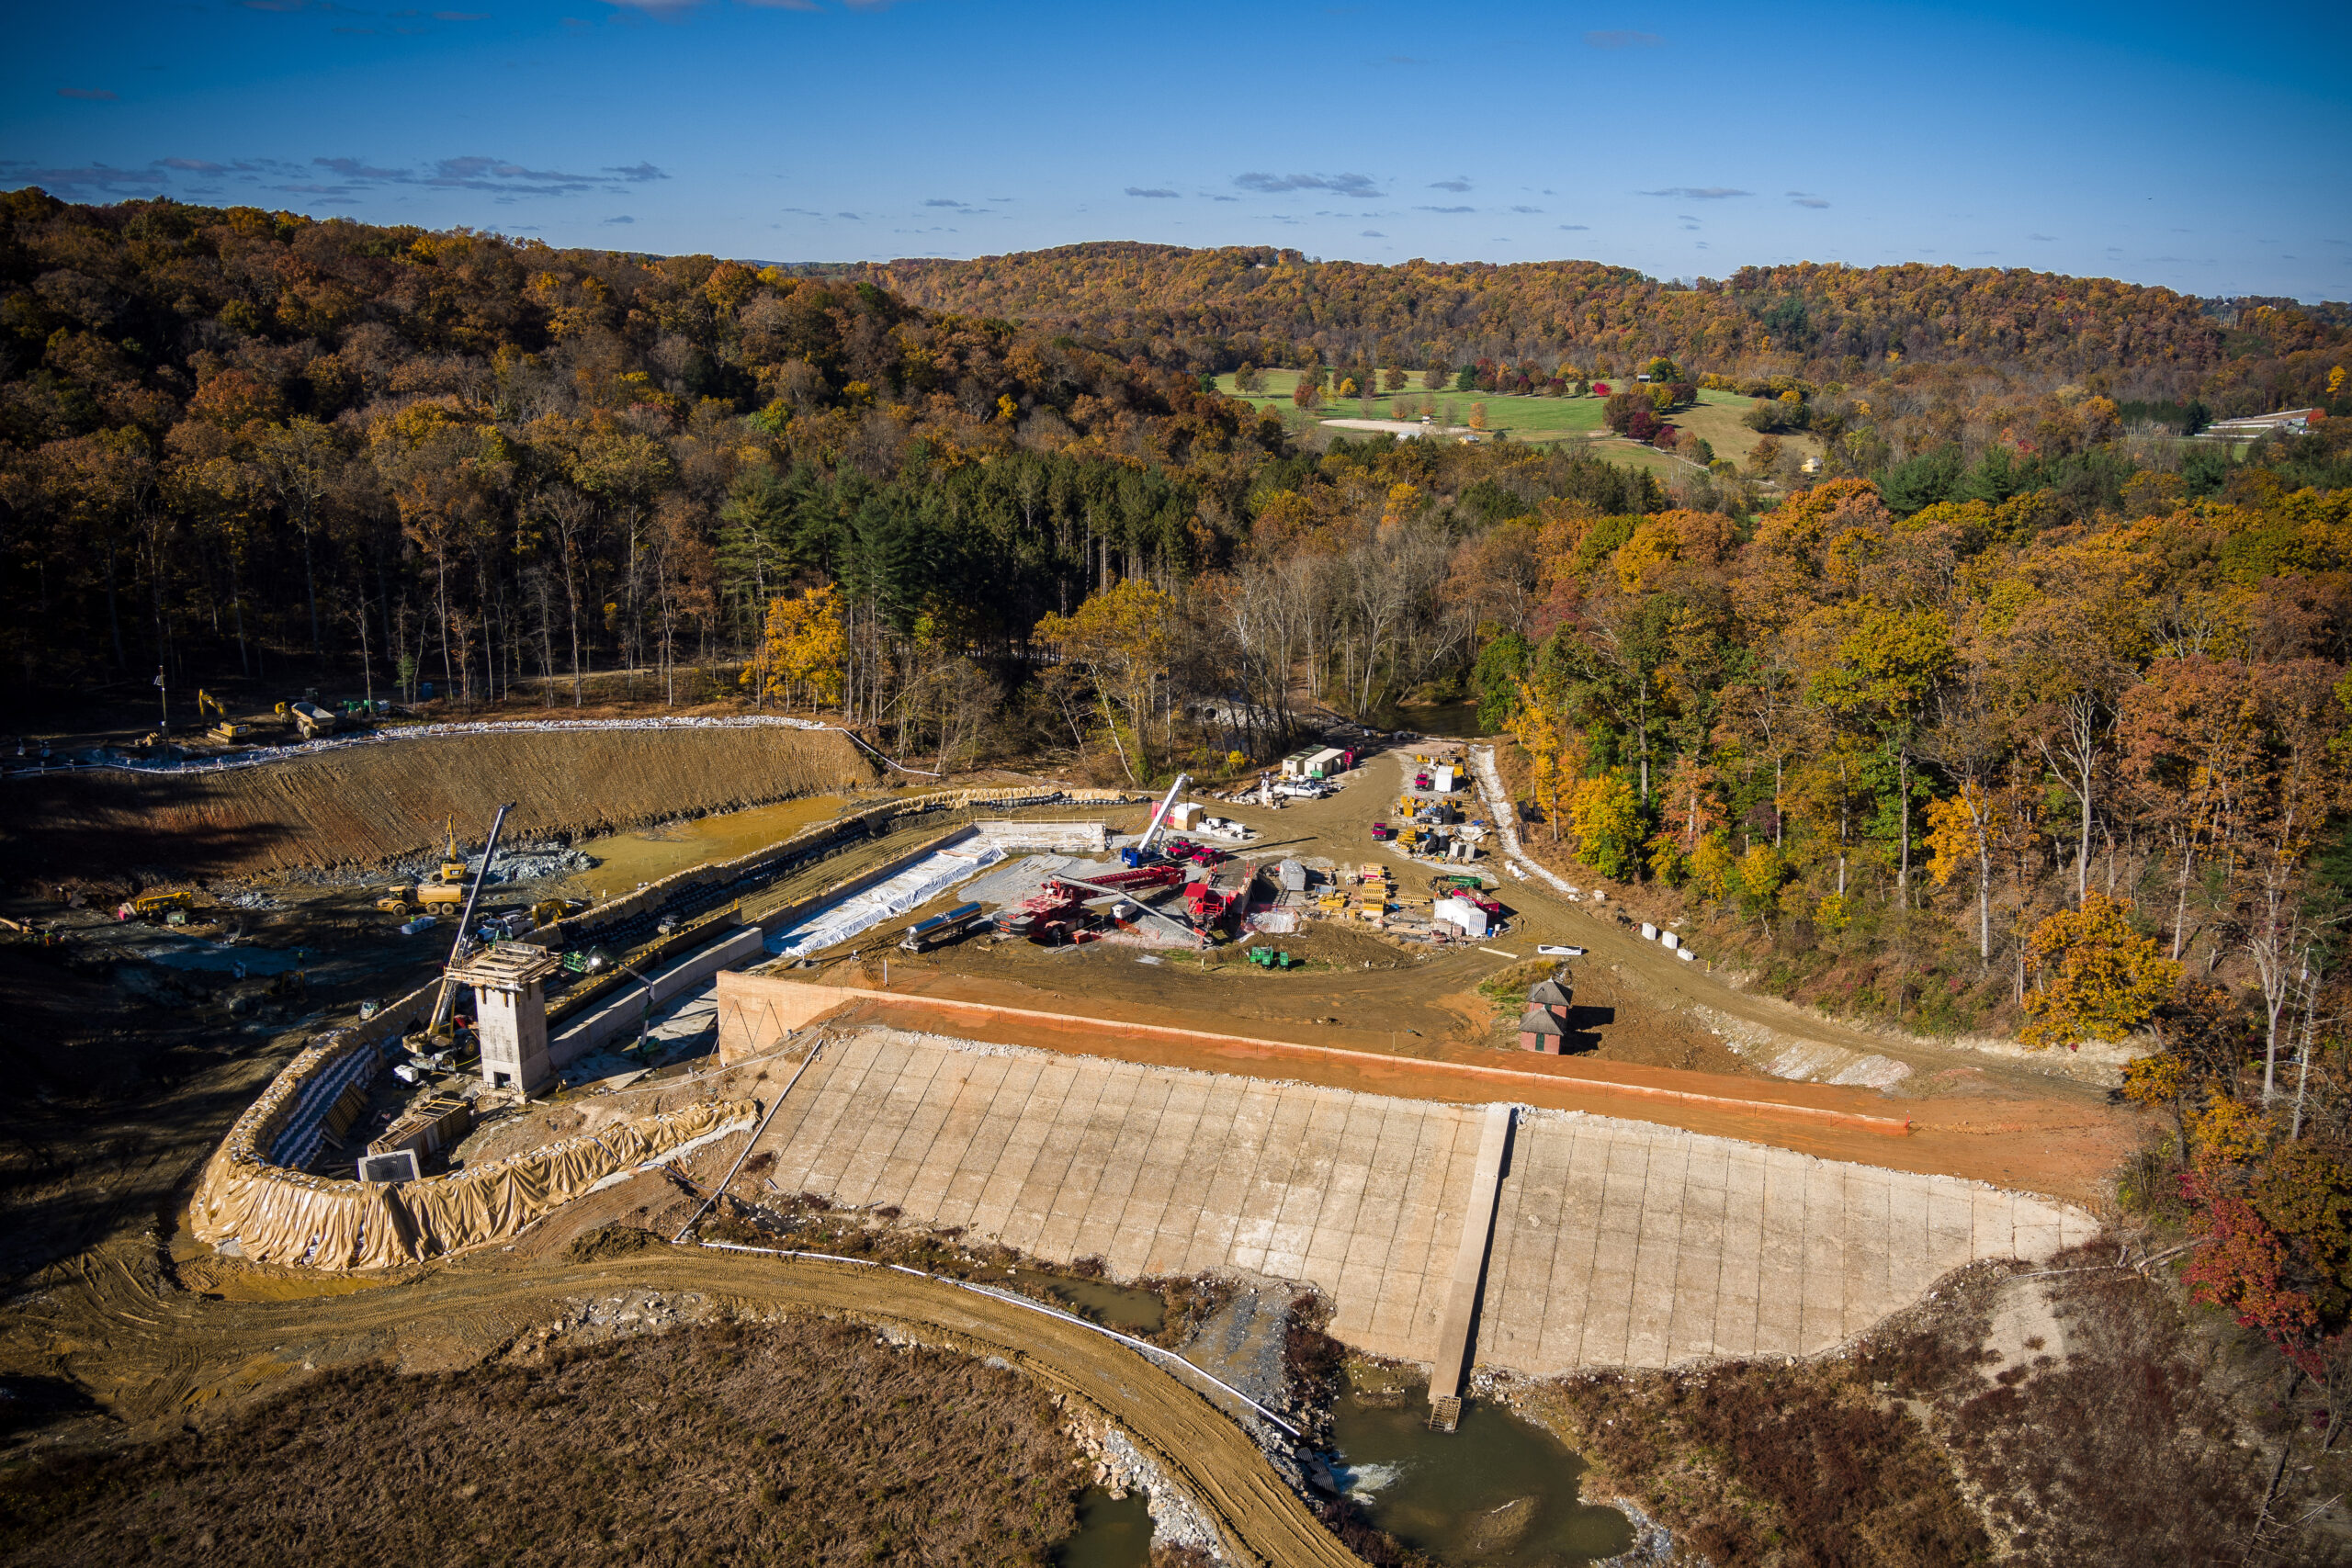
[1925,782,2006,963]
[752,586,845,712]
[1034,579,1175,784]
[2020,893,2181,1050]
[1508,682,1568,840]
[1568,773,1645,880]
[1689,829,1737,902]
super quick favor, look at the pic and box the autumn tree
[1925,783,2006,962]
[1569,772,1645,879]
[251,418,348,663]
[1509,681,1571,840]
[2019,893,2181,1049]
[1805,603,1951,897]
[1035,579,1178,783]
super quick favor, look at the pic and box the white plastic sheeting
[1433,897,1490,939]
[765,840,1005,958]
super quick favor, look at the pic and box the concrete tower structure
[448,943,562,1093]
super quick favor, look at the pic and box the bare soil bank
[1,727,877,884]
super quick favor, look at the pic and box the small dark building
[1521,975,1574,1053]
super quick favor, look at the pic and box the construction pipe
[1136,773,1190,853]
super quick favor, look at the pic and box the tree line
[6,189,2352,1395]
[861,243,2349,419]
[1471,445,2352,1380]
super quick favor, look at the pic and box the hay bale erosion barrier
[1,722,877,882]
[189,979,753,1270]
[4,713,844,782]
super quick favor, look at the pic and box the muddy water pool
[558,795,851,902]
[1010,1270,1168,1337]
[1331,1385,1632,1565]
[1053,1486,1152,1568]
[1374,700,1488,739]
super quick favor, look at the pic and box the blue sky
[5,0,2347,301]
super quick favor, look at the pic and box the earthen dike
[3,720,877,881]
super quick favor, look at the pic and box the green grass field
[1212,372,1822,473]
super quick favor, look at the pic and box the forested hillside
[862,242,2350,436]
[5,188,2352,1415]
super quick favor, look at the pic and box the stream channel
[1057,1384,1633,1566]
[1372,700,1487,739]
[1329,1384,1634,1564]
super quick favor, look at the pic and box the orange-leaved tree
[2020,892,2181,1049]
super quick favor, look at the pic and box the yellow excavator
[435,819,469,885]
[117,890,195,923]
[196,690,251,742]
[376,824,475,919]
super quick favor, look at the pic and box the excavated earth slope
[2,726,876,882]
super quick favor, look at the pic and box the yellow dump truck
[277,699,339,739]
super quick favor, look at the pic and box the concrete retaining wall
[551,925,768,1065]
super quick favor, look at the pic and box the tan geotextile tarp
[191,989,755,1269]
[194,1095,754,1270]
[186,782,1124,1270]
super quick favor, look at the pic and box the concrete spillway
[734,1027,2096,1383]
[1427,1102,1513,1428]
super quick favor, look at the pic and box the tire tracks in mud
[10,1237,1365,1568]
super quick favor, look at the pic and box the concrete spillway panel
[745,1029,2097,1377]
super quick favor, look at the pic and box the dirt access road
[12,1231,1361,1568]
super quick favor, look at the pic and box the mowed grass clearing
[1212,372,1822,470]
